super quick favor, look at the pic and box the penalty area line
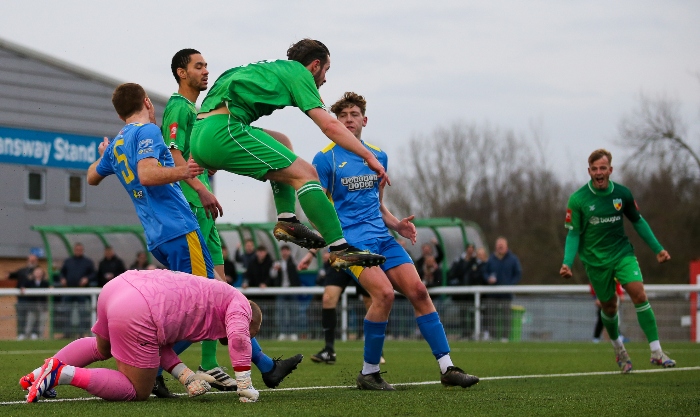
[2,366,699,406]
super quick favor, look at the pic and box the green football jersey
[161,93,212,207]
[565,181,641,267]
[199,60,324,124]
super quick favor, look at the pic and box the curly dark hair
[112,83,147,119]
[287,39,330,66]
[330,92,367,116]
[171,48,201,84]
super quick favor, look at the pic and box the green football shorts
[190,114,297,180]
[584,256,642,302]
[191,203,224,266]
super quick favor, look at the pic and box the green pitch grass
[1,340,699,416]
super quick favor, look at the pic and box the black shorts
[324,268,369,297]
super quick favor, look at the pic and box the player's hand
[560,264,573,279]
[98,137,109,156]
[297,252,314,271]
[397,215,417,244]
[197,189,223,219]
[186,156,206,179]
[208,169,217,176]
[656,250,671,263]
[366,156,391,187]
[235,371,259,403]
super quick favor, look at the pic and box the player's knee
[322,293,339,308]
[372,287,394,309]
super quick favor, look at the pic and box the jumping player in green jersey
[560,149,675,373]
[158,49,303,396]
[189,39,386,270]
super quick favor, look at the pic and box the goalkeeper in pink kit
[21,269,261,403]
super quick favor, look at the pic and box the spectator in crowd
[129,251,150,270]
[269,245,302,341]
[18,266,51,340]
[235,239,257,271]
[221,246,238,285]
[483,237,522,342]
[96,246,126,287]
[244,245,275,336]
[59,243,96,339]
[415,238,444,281]
[8,254,40,340]
[421,255,443,288]
[447,244,486,339]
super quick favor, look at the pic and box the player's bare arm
[307,108,390,186]
[170,148,223,219]
[87,137,111,185]
[137,156,204,186]
[379,184,417,244]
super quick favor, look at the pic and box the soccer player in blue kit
[86,83,301,396]
[309,92,479,390]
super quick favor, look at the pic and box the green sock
[635,301,659,343]
[271,181,296,215]
[200,340,219,370]
[600,311,620,340]
[297,181,344,243]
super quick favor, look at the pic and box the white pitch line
[2,366,698,406]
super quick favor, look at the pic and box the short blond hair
[588,149,612,165]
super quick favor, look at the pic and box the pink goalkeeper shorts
[91,278,160,368]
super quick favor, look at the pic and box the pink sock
[55,337,109,367]
[72,368,136,401]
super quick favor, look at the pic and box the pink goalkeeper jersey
[119,269,252,366]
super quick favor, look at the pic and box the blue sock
[158,340,192,377]
[416,312,450,360]
[364,319,388,365]
[251,337,274,373]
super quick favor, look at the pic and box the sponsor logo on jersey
[138,148,153,154]
[565,208,572,223]
[338,162,347,168]
[589,215,621,225]
[613,198,622,211]
[341,174,378,191]
[132,190,144,199]
[138,139,153,148]
[169,123,178,139]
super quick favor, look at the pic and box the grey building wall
[0,38,170,259]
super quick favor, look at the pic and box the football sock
[297,181,344,243]
[600,310,620,340]
[416,312,451,360]
[362,319,387,370]
[329,242,349,252]
[158,340,192,377]
[200,340,219,370]
[271,181,296,215]
[635,301,660,343]
[55,337,109,367]
[650,340,661,352]
[437,355,454,374]
[72,367,136,401]
[322,308,337,350]
[251,337,274,374]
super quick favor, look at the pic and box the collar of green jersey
[587,180,614,196]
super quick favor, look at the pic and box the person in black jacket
[96,246,126,287]
[58,243,96,339]
[447,244,487,339]
[415,238,444,281]
[18,266,51,340]
[270,245,302,341]
[244,246,274,337]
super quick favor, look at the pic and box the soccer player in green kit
[560,149,675,373]
[190,39,386,269]
[159,49,302,396]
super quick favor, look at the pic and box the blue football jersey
[96,123,199,250]
[312,141,389,243]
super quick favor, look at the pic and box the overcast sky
[1,1,699,223]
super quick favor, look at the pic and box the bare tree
[618,93,700,178]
